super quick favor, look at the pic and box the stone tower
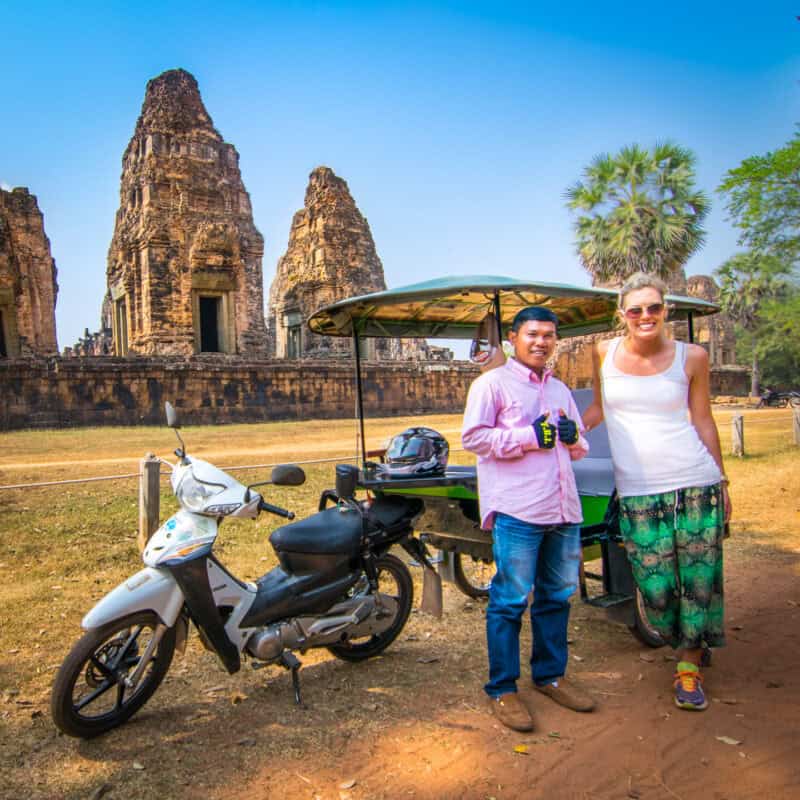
[105,69,267,356]
[0,187,59,357]
[687,274,738,367]
[267,166,390,359]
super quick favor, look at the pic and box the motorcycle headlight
[177,472,225,513]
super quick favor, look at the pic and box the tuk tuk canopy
[307,275,718,340]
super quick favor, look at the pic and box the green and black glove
[532,412,556,449]
[557,409,579,445]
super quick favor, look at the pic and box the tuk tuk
[307,275,718,646]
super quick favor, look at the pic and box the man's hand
[532,412,556,449]
[556,409,579,446]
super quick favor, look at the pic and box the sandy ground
[222,545,800,800]
[3,534,798,800]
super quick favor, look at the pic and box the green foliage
[566,142,709,283]
[733,282,800,390]
[715,252,790,331]
[718,130,800,264]
[716,252,799,392]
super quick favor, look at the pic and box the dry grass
[0,407,798,799]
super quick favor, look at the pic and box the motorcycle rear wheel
[51,611,176,738]
[327,554,413,662]
[452,553,495,599]
[629,587,666,648]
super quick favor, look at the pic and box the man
[462,306,595,732]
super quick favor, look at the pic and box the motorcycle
[757,388,800,408]
[51,402,431,739]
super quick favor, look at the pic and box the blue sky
[2,1,798,351]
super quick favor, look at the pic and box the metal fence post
[794,407,800,446]
[731,414,744,457]
[138,453,161,552]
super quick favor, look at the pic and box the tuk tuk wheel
[452,554,496,599]
[630,587,666,648]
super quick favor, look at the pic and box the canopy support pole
[353,330,367,466]
[493,291,503,343]
[687,312,695,344]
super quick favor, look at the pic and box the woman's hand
[722,484,732,525]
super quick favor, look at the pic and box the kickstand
[279,651,303,706]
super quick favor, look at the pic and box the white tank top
[601,337,721,497]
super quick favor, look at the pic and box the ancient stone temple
[267,166,434,360]
[105,69,267,356]
[686,275,738,367]
[0,187,59,357]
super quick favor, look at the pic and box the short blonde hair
[618,272,668,308]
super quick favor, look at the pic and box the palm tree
[715,251,791,396]
[566,143,710,288]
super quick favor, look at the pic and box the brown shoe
[534,676,595,712]
[487,691,534,732]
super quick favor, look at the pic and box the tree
[718,130,800,265]
[714,252,793,396]
[566,142,709,285]
[734,282,800,391]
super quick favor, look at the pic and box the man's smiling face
[508,319,557,372]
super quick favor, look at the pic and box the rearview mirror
[165,401,180,428]
[271,464,306,486]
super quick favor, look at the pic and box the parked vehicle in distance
[757,388,800,408]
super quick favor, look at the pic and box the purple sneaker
[674,662,708,711]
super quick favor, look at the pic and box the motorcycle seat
[270,506,362,555]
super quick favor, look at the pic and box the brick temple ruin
[104,69,268,357]
[267,165,447,362]
[0,187,59,358]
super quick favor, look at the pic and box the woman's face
[620,287,667,341]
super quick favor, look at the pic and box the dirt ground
[2,534,798,800]
[1,411,799,800]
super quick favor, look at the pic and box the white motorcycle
[51,403,430,738]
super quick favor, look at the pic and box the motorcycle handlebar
[258,499,295,520]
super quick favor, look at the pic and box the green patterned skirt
[619,484,725,650]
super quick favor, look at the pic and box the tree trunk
[750,347,760,397]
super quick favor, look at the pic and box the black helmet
[377,427,449,477]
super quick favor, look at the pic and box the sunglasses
[623,303,665,320]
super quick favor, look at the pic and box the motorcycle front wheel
[51,611,176,738]
[327,553,413,662]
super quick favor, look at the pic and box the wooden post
[793,407,800,446]
[731,414,744,457]
[138,453,161,551]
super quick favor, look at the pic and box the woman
[583,272,731,711]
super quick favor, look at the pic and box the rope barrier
[0,473,141,490]
[0,415,791,492]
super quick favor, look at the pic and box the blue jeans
[485,513,581,697]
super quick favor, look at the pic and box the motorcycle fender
[82,567,184,631]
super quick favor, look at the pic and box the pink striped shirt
[461,357,588,529]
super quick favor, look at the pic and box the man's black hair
[510,306,559,332]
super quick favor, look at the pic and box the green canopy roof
[307,275,719,340]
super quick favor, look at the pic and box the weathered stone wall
[105,69,267,357]
[686,275,738,367]
[0,188,58,357]
[0,358,478,431]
